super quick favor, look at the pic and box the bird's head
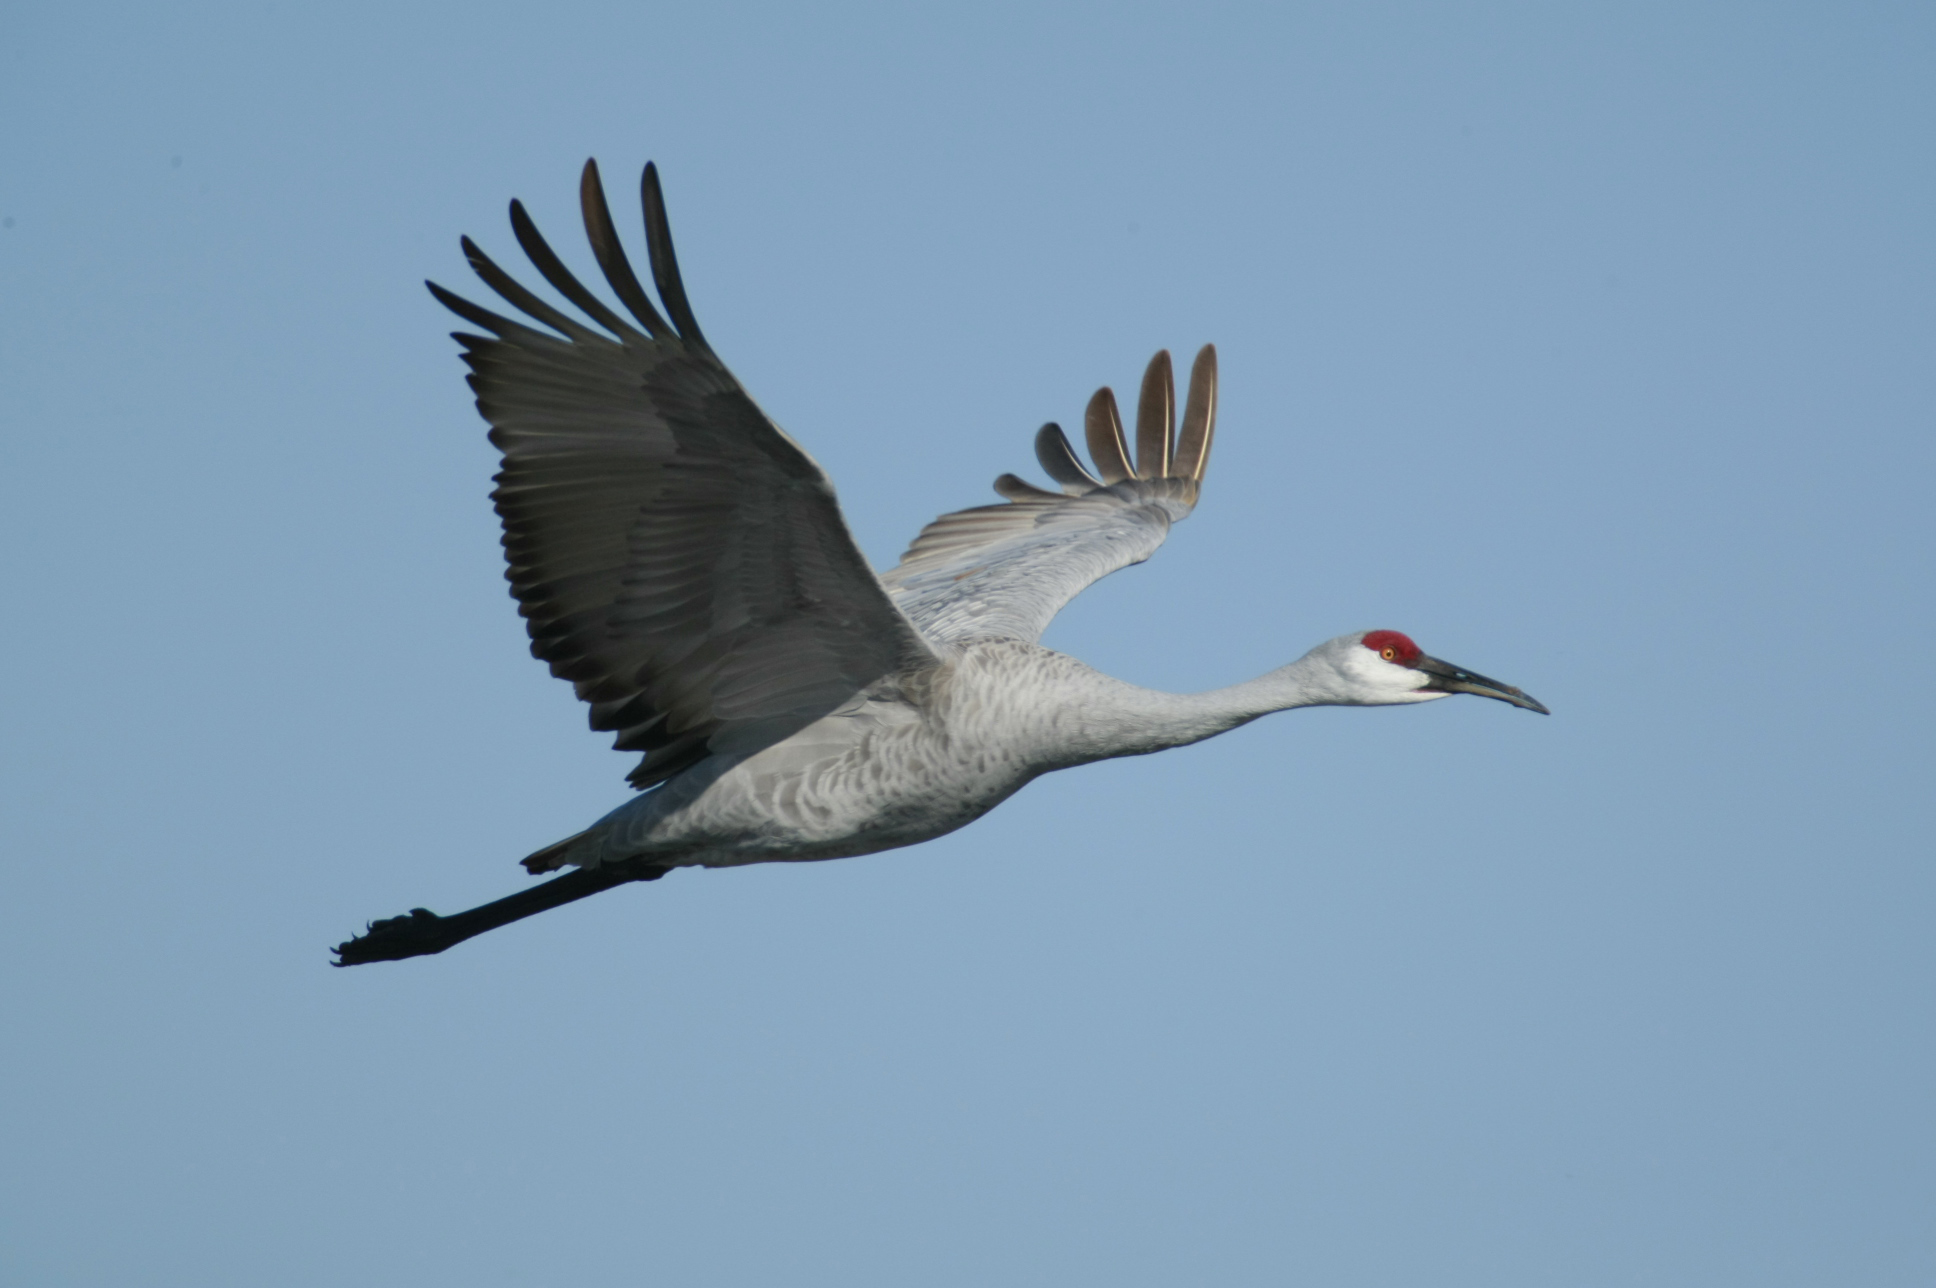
[1306,629,1549,713]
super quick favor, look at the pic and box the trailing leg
[331,862,670,966]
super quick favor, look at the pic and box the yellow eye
[1381,647,1397,661]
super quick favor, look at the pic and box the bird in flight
[333,160,1547,966]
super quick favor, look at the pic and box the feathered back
[885,347,1219,644]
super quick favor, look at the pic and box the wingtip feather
[640,162,710,352]
[580,158,673,338]
[993,472,1064,502]
[1134,350,1174,480]
[1035,423,1105,493]
[1084,388,1135,484]
[508,192,642,340]
[1175,343,1218,482]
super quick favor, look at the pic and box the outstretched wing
[883,347,1218,644]
[432,160,937,790]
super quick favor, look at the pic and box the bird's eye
[1381,647,1397,661]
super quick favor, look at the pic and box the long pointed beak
[1414,654,1550,714]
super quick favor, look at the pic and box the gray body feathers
[433,162,1230,875]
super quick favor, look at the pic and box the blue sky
[3,3,1932,1285]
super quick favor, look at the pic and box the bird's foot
[332,908,455,966]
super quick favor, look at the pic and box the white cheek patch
[1340,645,1443,704]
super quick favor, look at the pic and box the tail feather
[522,830,591,874]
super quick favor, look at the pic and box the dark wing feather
[1034,423,1104,494]
[435,160,936,789]
[578,160,673,337]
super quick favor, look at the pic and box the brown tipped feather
[1174,344,1218,481]
[1084,387,1135,484]
[579,160,673,338]
[1135,350,1174,480]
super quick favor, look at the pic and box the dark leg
[332,862,671,966]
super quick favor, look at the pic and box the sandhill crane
[333,160,1547,966]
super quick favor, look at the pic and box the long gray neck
[1051,648,1352,763]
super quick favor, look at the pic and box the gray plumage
[332,160,1546,966]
